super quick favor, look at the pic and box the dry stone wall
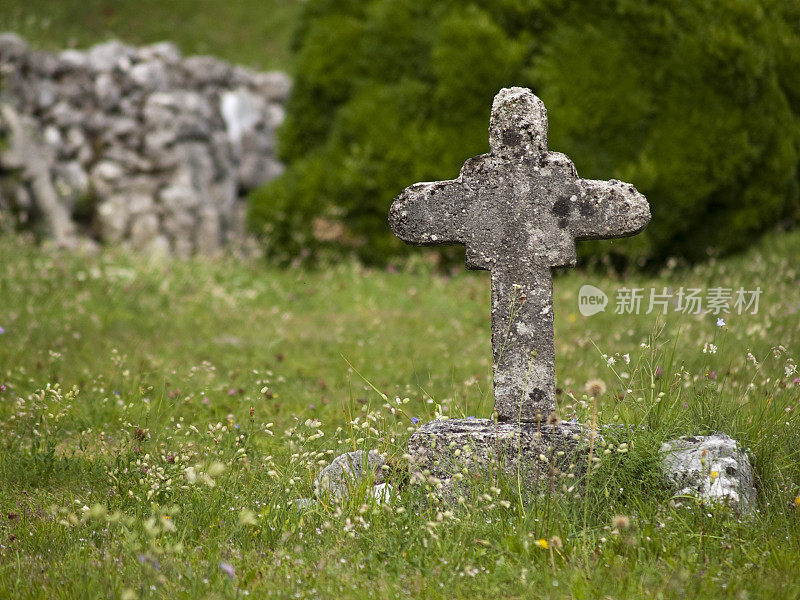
[0,33,290,255]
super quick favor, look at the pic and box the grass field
[2,3,800,597]
[0,229,799,599]
[0,1,303,71]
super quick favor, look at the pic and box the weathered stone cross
[389,87,650,422]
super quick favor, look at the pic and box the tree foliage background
[249,0,800,267]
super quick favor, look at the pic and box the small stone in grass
[314,450,386,500]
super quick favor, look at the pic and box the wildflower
[584,379,606,399]
[622,353,630,364]
[710,471,719,481]
[654,366,663,379]
[184,466,197,483]
[160,515,176,532]
[716,318,725,327]
[794,496,800,508]
[612,515,630,530]
[537,538,549,549]
[219,562,235,578]
[707,370,717,380]
[0,326,5,334]
[411,417,420,425]
[606,356,616,367]
[703,343,718,354]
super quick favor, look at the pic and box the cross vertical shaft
[491,265,555,421]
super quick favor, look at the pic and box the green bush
[249,0,800,266]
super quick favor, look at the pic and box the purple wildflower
[654,366,663,379]
[708,370,717,380]
[219,562,235,578]
[0,326,5,334]
[411,417,420,424]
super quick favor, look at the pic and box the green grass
[0,0,303,71]
[0,229,799,599]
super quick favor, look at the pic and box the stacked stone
[0,33,289,255]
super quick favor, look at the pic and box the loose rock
[315,450,386,500]
[661,433,756,513]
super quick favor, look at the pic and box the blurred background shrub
[250,0,800,267]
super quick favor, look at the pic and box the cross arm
[570,179,651,240]
[389,178,468,246]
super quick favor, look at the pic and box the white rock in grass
[292,498,314,510]
[371,483,393,504]
[314,450,385,500]
[661,433,755,514]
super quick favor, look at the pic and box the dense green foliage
[250,0,800,266]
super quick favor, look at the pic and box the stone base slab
[408,418,595,499]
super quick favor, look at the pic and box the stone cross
[389,87,650,422]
